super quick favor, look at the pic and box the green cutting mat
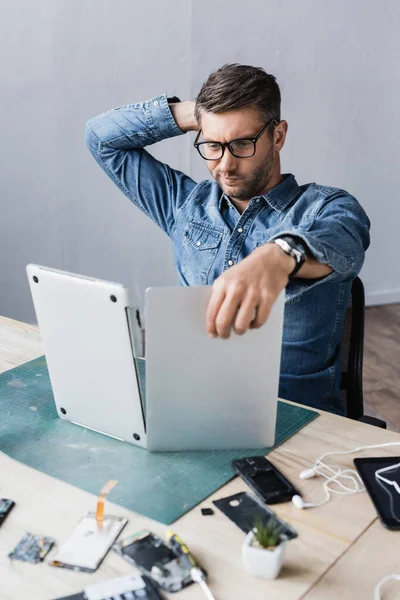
[0,356,317,524]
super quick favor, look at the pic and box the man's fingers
[208,283,273,337]
[250,295,273,329]
[234,292,259,335]
[206,284,226,337]
[214,293,242,338]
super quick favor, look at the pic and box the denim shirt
[86,93,370,414]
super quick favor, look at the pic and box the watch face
[274,239,291,254]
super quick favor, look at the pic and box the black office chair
[340,276,386,428]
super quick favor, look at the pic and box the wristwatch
[273,236,307,279]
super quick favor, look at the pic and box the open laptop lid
[26,265,146,448]
[145,286,284,451]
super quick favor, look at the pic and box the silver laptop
[26,264,284,451]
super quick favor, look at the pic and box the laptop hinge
[125,307,146,432]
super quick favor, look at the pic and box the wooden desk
[1,315,400,600]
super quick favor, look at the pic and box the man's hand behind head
[169,100,199,133]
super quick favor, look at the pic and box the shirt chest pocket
[181,221,224,285]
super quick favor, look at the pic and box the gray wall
[1,0,399,323]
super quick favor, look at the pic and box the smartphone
[354,456,400,530]
[232,456,298,504]
[113,530,193,593]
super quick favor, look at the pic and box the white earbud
[291,495,305,509]
[299,468,316,480]
[291,494,321,509]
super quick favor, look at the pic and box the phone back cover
[213,491,297,539]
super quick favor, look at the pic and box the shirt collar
[219,173,300,212]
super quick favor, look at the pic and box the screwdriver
[165,530,217,600]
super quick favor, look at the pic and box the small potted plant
[242,516,287,579]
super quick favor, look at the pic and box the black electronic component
[201,508,214,516]
[232,456,299,504]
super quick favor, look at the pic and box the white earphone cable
[295,443,400,598]
[294,442,400,509]
[374,574,400,600]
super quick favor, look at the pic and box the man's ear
[274,120,288,151]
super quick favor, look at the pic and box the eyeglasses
[193,119,278,161]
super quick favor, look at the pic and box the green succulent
[252,517,283,549]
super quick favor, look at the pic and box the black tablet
[354,456,400,530]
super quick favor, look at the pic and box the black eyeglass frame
[193,118,278,161]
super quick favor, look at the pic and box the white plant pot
[242,531,287,579]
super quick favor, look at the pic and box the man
[86,63,370,414]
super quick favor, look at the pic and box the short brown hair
[195,63,281,128]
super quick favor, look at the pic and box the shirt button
[196,241,201,246]
[256,198,260,203]
[238,227,243,233]
[153,100,159,107]
[228,260,234,266]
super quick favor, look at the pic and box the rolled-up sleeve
[85,94,196,237]
[271,192,371,299]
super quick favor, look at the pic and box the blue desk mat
[0,356,318,524]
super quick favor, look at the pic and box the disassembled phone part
[84,573,165,600]
[0,499,15,528]
[9,533,55,563]
[53,574,165,600]
[213,491,297,539]
[113,530,193,593]
[50,512,127,572]
[50,479,126,572]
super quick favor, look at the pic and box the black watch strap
[274,236,308,279]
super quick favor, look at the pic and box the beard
[214,145,275,201]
